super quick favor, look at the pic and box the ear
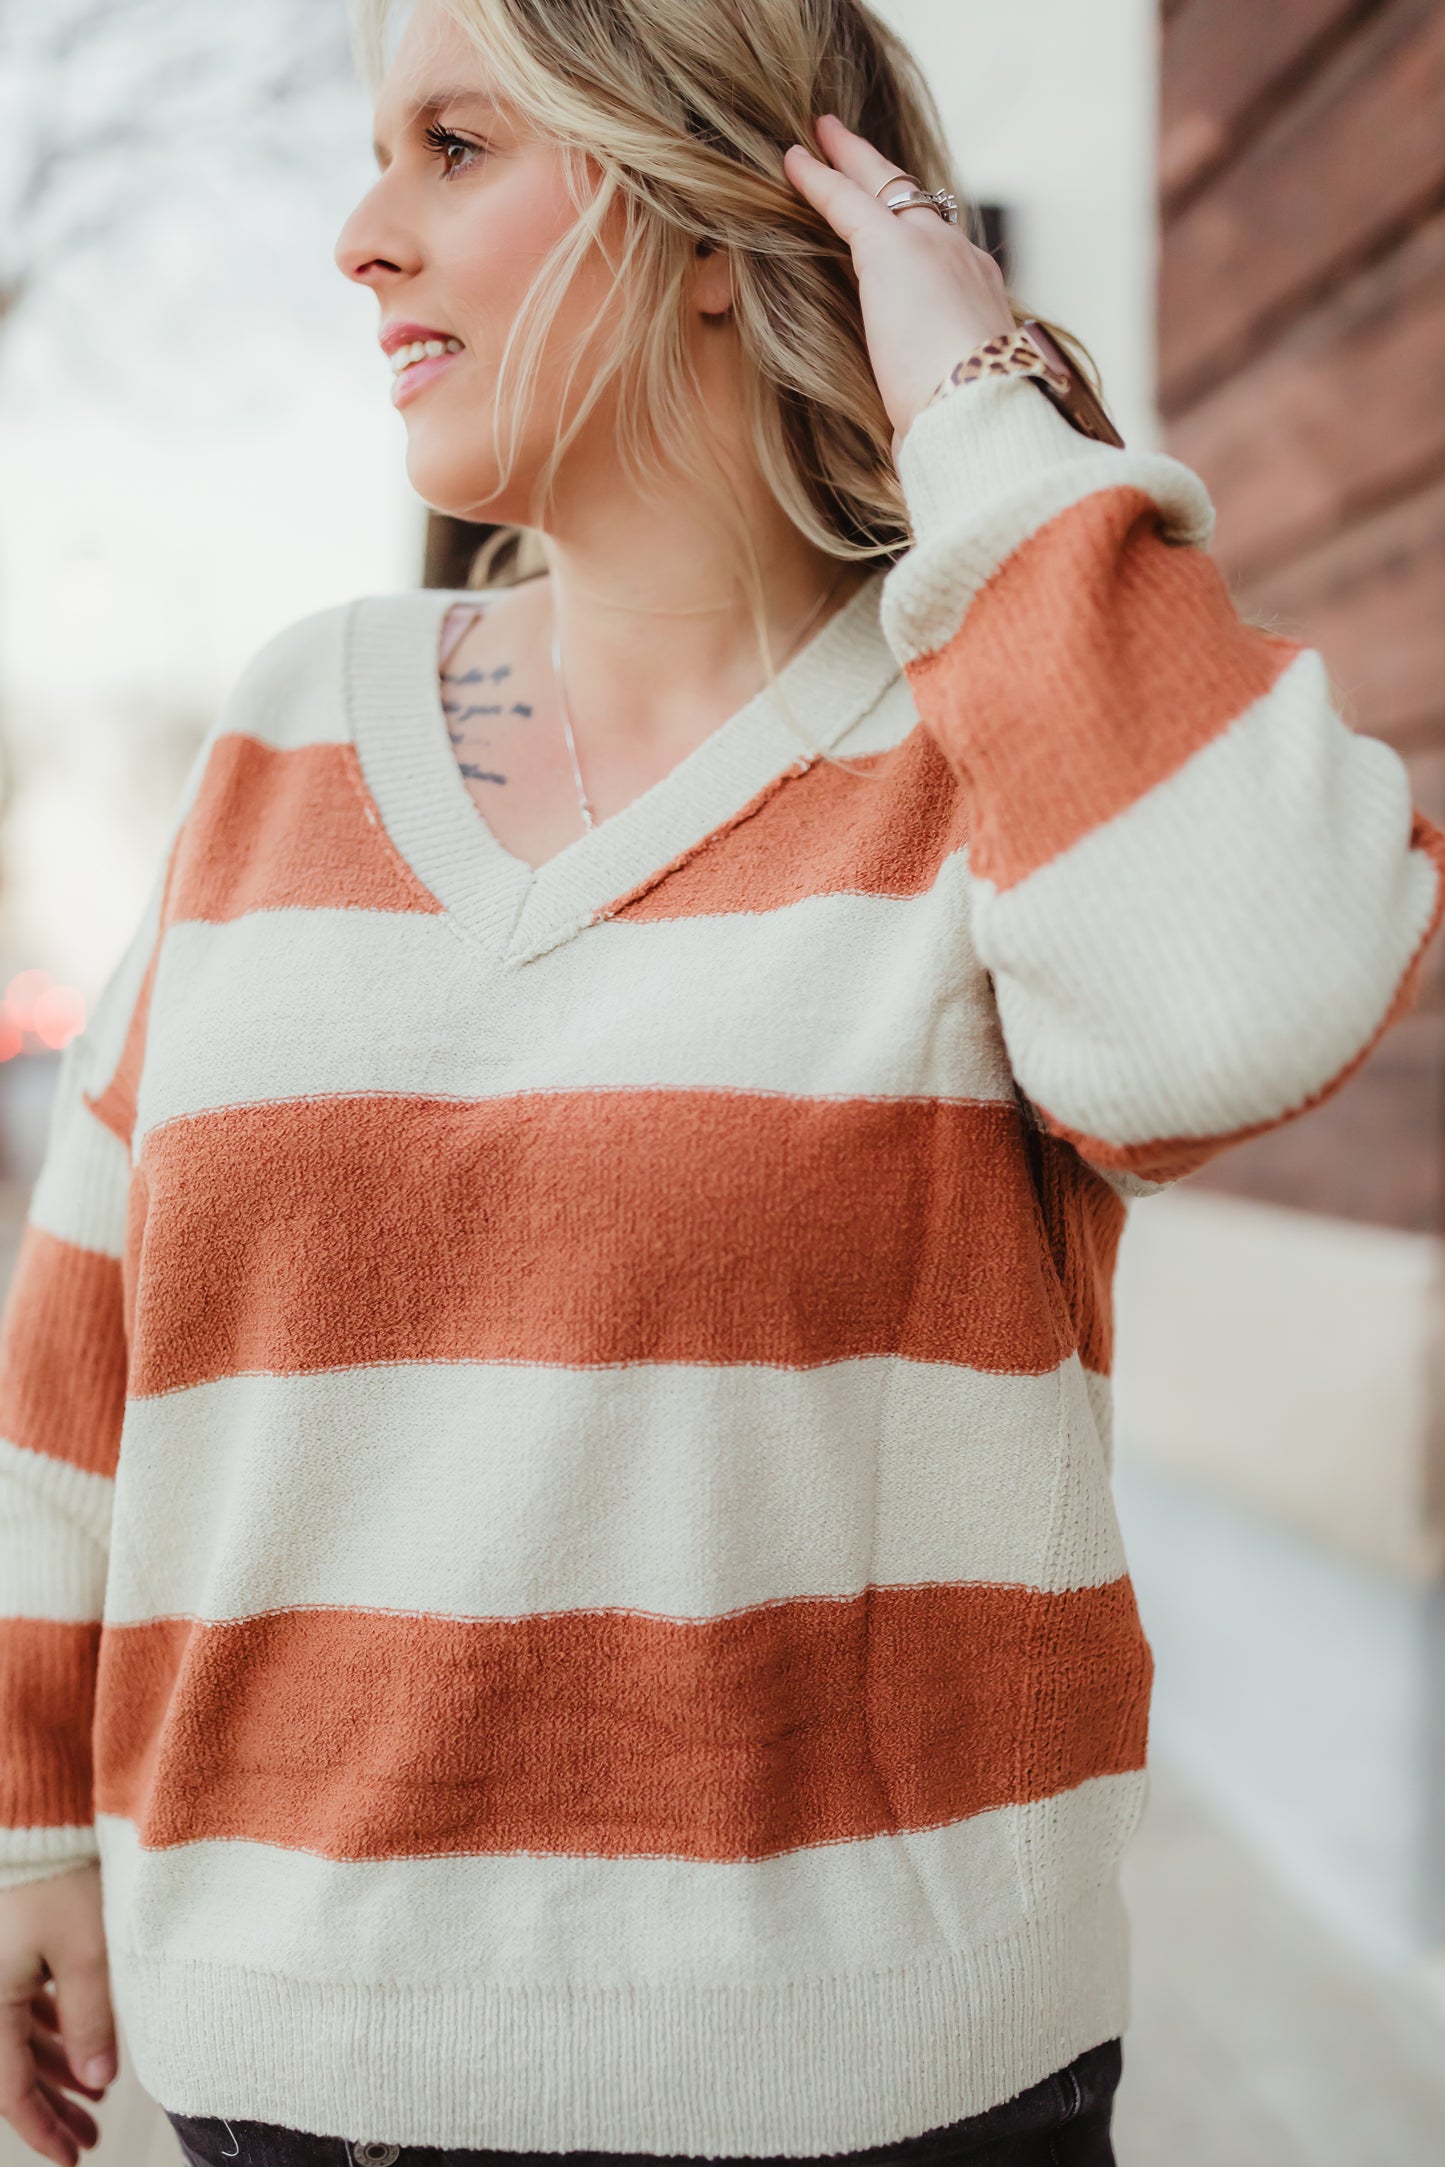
[691,236,734,321]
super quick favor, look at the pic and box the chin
[404,435,531,528]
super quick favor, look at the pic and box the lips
[388,342,464,410]
[379,319,459,356]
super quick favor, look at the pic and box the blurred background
[1,0,1443,2160]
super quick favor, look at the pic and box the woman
[0,1,1440,2164]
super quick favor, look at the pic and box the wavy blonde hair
[348,0,1095,739]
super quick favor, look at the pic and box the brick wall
[1158,0,1445,1232]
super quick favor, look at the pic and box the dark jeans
[166,2037,1121,2167]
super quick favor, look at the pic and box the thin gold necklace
[548,569,849,837]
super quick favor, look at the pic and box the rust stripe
[1026,1133,1128,1377]
[602,730,970,921]
[94,1580,1151,1861]
[168,735,444,924]
[126,1090,1083,1395]
[907,487,1301,893]
[0,1227,126,1476]
[0,1619,100,1830]
[1036,809,1445,1185]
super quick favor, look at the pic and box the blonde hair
[348,0,1096,747]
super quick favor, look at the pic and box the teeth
[390,336,463,375]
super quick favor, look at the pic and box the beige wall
[1114,1189,1445,1581]
[874,0,1161,446]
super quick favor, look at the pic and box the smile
[390,337,464,408]
[389,336,464,375]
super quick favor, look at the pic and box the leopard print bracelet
[926,327,1072,411]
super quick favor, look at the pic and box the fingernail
[82,2053,115,2086]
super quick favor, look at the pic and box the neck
[525,357,870,756]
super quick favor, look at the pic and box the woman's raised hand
[783,113,1016,461]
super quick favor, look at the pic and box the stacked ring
[875,173,959,223]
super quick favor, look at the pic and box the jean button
[352,2147,401,2166]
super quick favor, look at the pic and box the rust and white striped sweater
[1,375,1442,2155]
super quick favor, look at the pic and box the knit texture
[1,374,1441,2154]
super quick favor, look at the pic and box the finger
[32,2023,107,2100]
[782,139,893,247]
[814,112,1007,306]
[0,2022,81,2167]
[1,1955,81,2163]
[49,1931,116,2094]
[813,111,924,202]
[36,2073,100,2151]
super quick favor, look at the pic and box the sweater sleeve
[0,720,216,1888]
[878,374,1445,1195]
[0,1028,133,1887]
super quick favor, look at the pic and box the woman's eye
[422,123,484,178]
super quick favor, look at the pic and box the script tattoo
[440,656,533,787]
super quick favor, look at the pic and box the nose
[334,182,418,290]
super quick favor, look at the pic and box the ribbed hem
[114,1883,1129,2157]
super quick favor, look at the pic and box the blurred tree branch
[0,0,359,849]
[0,0,354,341]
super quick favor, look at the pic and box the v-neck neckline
[345,568,898,967]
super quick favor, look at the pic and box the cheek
[445,173,623,379]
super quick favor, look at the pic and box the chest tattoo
[440,656,535,788]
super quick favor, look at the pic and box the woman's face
[334,0,633,524]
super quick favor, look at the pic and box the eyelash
[422,121,485,178]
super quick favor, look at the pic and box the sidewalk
[1115,1765,1445,2165]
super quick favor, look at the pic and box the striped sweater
[1,374,1441,2156]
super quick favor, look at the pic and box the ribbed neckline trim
[345,570,898,966]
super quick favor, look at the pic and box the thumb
[50,1925,116,2090]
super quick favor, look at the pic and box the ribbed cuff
[895,374,1111,549]
[0,1826,98,1891]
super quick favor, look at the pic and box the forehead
[372,2,499,137]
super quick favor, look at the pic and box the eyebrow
[372,91,493,168]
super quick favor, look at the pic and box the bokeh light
[1,968,86,1055]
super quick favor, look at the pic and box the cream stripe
[830,674,920,757]
[217,603,352,749]
[133,867,1008,1144]
[28,1094,132,1257]
[104,1354,1124,1626]
[97,1771,1141,1985]
[1081,1364,1117,1477]
[0,1436,113,1618]
[977,648,1442,1143]
[76,877,163,1111]
[1101,1167,1170,1201]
